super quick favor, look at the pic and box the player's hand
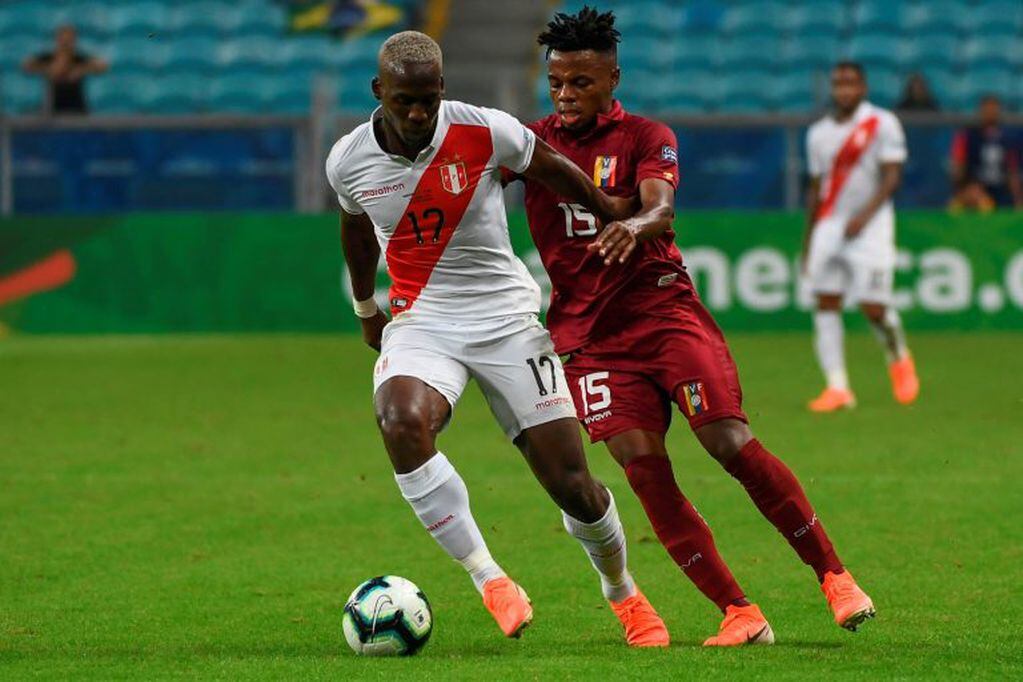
[587,221,638,265]
[360,310,388,351]
[844,212,870,240]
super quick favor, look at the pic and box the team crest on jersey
[439,161,468,195]
[682,381,709,416]
[593,155,617,188]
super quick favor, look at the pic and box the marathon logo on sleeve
[661,145,678,163]
[682,381,709,416]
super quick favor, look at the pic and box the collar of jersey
[832,100,870,124]
[368,102,447,165]
[554,99,626,137]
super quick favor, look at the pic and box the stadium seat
[164,36,222,73]
[209,75,273,112]
[614,2,685,35]
[899,35,962,70]
[105,2,171,37]
[0,35,44,71]
[962,1,1023,34]
[89,73,162,113]
[327,38,381,70]
[0,2,53,38]
[673,34,719,70]
[648,92,705,115]
[846,32,902,69]
[278,38,334,74]
[766,72,820,112]
[779,2,847,36]
[966,66,1016,100]
[337,82,379,113]
[897,2,962,35]
[150,73,210,113]
[216,37,280,71]
[866,67,902,107]
[923,68,972,111]
[1,71,44,114]
[778,35,843,72]
[961,37,1023,69]
[720,2,786,36]
[265,76,313,113]
[719,36,783,69]
[852,0,902,33]
[106,36,172,72]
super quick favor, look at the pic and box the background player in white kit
[326,31,670,647]
[803,62,920,412]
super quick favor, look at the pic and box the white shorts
[806,214,896,305]
[372,314,577,439]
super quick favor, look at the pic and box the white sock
[394,452,505,593]
[868,307,909,364]
[561,490,636,603]
[814,310,849,391]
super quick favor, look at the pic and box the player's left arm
[587,178,674,265]
[846,114,907,239]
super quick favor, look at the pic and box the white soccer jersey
[326,100,541,323]
[806,101,907,225]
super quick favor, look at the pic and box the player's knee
[697,420,752,465]
[553,466,605,521]
[861,304,885,324]
[376,402,432,451]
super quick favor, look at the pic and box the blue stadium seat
[614,2,685,35]
[720,2,786,36]
[150,73,209,113]
[719,36,783,68]
[961,37,1023,69]
[648,93,705,115]
[216,37,279,70]
[279,38,334,74]
[663,68,718,106]
[673,34,719,69]
[924,68,972,111]
[962,1,1023,34]
[209,74,272,112]
[337,83,379,113]
[89,74,162,113]
[898,35,962,70]
[106,36,172,71]
[0,35,45,71]
[2,71,44,114]
[779,2,847,36]
[966,66,1016,100]
[897,2,962,34]
[0,2,52,38]
[681,0,728,33]
[766,72,819,112]
[168,7,223,39]
[328,38,381,70]
[265,75,313,113]
[846,33,901,69]
[164,36,221,73]
[852,0,902,33]
[778,35,842,71]
[866,67,902,107]
[105,2,171,37]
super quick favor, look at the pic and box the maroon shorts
[563,293,747,443]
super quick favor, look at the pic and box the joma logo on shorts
[793,513,818,538]
[584,409,612,424]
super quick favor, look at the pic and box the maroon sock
[625,455,746,611]
[726,439,843,581]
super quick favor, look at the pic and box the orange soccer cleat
[808,387,857,412]
[482,577,533,638]
[609,588,670,648]
[889,355,920,405]
[703,603,775,647]
[822,570,876,631]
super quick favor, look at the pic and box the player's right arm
[340,208,387,351]
[801,126,824,272]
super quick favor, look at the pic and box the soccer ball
[342,575,433,656]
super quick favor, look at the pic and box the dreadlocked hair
[537,5,621,59]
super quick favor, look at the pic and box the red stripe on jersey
[384,123,493,315]
[816,115,880,221]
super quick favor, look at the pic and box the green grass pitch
[1,332,1020,680]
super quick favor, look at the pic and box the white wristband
[353,296,379,319]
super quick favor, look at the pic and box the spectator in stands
[21,25,108,115]
[896,73,939,112]
[950,95,1023,211]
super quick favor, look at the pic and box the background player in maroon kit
[511,6,876,646]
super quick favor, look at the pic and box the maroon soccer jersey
[522,100,691,354]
